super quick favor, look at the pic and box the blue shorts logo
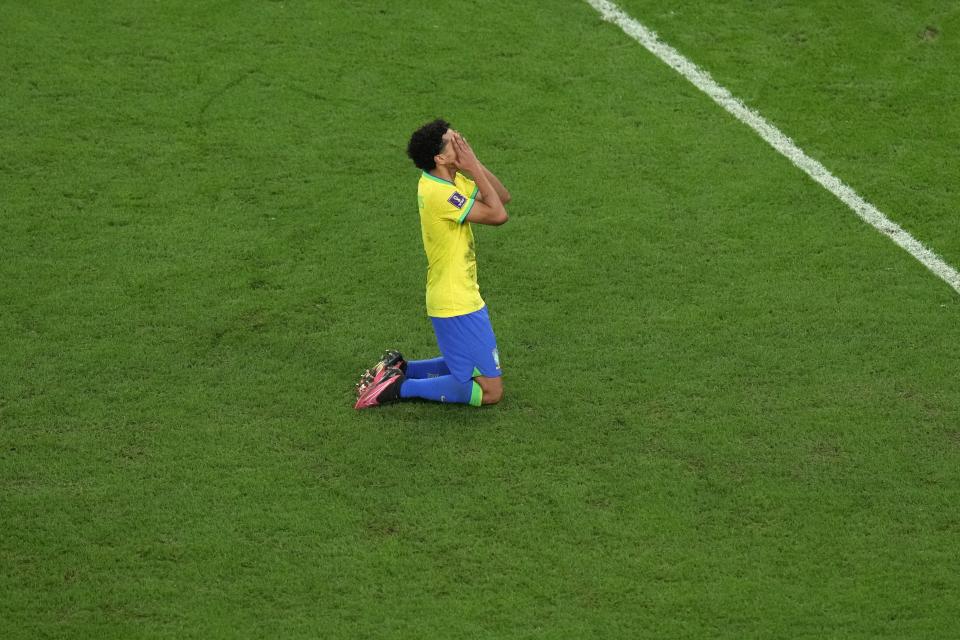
[448,191,466,209]
[492,348,501,370]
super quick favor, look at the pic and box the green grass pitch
[2,1,959,637]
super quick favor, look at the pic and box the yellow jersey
[417,171,484,317]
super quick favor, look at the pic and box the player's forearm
[470,165,506,215]
[480,165,511,204]
[462,165,511,204]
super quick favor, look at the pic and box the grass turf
[2,1,959,637]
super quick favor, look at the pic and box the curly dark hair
[407,118,450,171]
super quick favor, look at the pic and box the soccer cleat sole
[354,368,402,410]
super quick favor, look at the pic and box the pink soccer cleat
[355,349,406,397]
[354,366,405,410]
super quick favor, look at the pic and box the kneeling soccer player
[354,119,511,409]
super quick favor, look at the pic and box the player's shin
[404,357,451,379]
[399,375,481,406]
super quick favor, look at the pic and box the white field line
[585,0,960,295]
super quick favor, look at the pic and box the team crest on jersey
[448,191,466,209]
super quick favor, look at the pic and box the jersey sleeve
[453,174,480,223]
[432,180,478,224]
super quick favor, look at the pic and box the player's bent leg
[399,374,477,405]
[474,375,503,405]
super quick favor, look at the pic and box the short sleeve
[433,183,477,224]
[453,174,479,223]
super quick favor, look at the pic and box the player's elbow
[501,191,512,205]
[492,210,509,226]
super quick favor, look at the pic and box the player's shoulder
[454,172,478,198]
[419,171,460,204]
[419,171,455,191]
[419,170,474,190]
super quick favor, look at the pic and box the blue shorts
[430,305,502,383]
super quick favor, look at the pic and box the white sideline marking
[585,0,960,295]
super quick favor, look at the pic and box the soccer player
[354,119,511,409]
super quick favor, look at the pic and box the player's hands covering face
[453,133,481,172]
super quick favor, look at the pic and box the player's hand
[453,132,481,172]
